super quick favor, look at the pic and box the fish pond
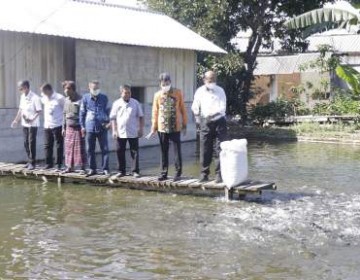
[0,141,360,279]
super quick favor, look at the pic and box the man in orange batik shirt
[151,73,187,182]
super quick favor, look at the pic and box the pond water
[1,141,360,279]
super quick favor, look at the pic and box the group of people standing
[11,70,227,183]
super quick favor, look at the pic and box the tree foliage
[336,65,360,96]
[144,0,331,120]
[312,94,360,115]
[285,1,360,37]
[298,44,340,73]
[142,0,238,50]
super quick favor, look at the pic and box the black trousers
[200,117,227,176]
[44,126,64,167]
[158,132,182,177]
[23,127,38,165]
[116,137,139,174]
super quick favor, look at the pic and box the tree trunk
[240,30,263,124]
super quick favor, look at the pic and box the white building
[234,31,360,104]
[0,0,225,162]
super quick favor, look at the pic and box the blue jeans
[86,130,109,171]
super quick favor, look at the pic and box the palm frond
[336,65,360,95]
[301,22,343,37]
[285,8,359,30]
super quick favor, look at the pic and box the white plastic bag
[220,139,248,189]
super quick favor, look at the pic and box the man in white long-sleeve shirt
[191,70,227,183]
[41,83,65,170]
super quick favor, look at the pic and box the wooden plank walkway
[0,162,276,199]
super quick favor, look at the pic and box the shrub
[313,95,360,115]
[312,102,331,115]
[250,98,309,124]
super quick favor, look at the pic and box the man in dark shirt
[62,81,86,174]
[80,80,110,176]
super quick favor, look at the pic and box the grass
[228,122,360,142]
[291,122,360,136]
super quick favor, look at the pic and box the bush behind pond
[250,95,360,125]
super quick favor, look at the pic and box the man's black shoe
[61,167,73,174]
[158,175,168,181]
[199,174,209,183]
[173,175,181,182]
[215,174,223,184]
[43,164,53,170]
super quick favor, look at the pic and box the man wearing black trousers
[41,83,65,170]
[11,80,42,170]
[151,73,188,182]
[110,85,144,178]
[192,71,227,183]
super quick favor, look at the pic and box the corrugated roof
[254,53,326,75]
[307,34,360,53]
[234,31,360,54]
[0,0,226,54]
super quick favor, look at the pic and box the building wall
[75,40,196,103]
[0,31,75,162]
[158,48,197,102]
[75,40,198,154]
[251,75,271,105]
[0,30,75,107]
[0,108,30,162]
[251,73,301,104]
[276,73,301,99]
[0,35,197,163]
[300,72,330,105]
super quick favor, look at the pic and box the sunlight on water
[1,141,360,279]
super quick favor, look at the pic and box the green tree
[336,65,360,95]
[144,0,330,121]
[298,44,340,99]
[285,1,360,97]
[285,1,360,37]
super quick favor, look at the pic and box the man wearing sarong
[62,81,87,174]
[110,85,144,178]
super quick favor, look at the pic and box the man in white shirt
[11,80,42,170]
[110,85,144,178]
[41,83,65,170]
[191,70,227,183]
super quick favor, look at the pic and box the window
[131,87,145,103]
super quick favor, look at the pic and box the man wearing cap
[191,70,227,183]
[151,73,187,181]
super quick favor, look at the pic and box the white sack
[220,139,248,189]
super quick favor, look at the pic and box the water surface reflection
[1,141,360,279]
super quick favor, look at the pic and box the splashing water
[1,141,360,279]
